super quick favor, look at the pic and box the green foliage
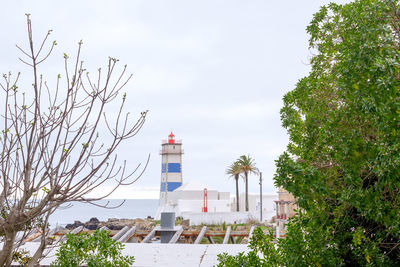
[222,221,227,231]
[216,227,280,267]
[237,155,258,176]
[226,161,241,177]
[218,0,400,266]
[12,249,31,266]
[275,0,400,264]
[175,216,183,225]
[51,229,134,267]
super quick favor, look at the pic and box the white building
[235,193,277,218]
[168,182,231,214]
[155,133,277,224]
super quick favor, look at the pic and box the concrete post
[161,212,175,243]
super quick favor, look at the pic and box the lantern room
[168,132,175,144]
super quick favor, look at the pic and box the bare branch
[0,16,148,266]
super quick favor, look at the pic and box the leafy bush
[51,229,134,267]
[216,227,280,267]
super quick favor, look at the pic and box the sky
[0,0,350,199]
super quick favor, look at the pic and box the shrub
[51,229,134,267]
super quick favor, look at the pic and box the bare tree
[0,15,148,266]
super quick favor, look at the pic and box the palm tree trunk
[245,172,249,211]
[235,175,239,212]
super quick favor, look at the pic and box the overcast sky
[1,0,350,199]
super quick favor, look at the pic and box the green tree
[226,161,241,212]
[218,0,400,265]
[51,229,134,267]
[237,155,258,212]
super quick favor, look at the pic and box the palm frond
[226,161,241,177]
[237,154,258,174]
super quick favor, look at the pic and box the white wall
[218,192,230,200]
[161,143,182,154]
[169,189,227,201]
[157,192,277,220]
[238,193,277,213]
[177,199,231,214]
[156,190,233,219]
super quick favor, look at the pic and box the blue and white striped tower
[159,132,183,205]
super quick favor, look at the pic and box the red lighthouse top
[168,132,175,144]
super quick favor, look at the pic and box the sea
[49,199,159,227]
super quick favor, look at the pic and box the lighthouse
[159,132,183,206]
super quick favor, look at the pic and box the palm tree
[226,161,241,212]
[237,155,258,212]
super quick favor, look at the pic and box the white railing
[161,139,182,144]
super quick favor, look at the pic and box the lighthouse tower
[159,132,183,206]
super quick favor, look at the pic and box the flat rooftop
[11,243,249,266]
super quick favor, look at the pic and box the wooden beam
[223,226,231,244]
[112,226,130,241]
[169,226,183,244]
[142,227,158,243]
[119,229,251,237]
[118,226,136,243]
[99,226,109,231]
[194,226,207,244]
[207,236,215,244]
[230,236,235,244]
[59,226,84,242]
[15,229,38,246]
[24,227,260,244]
[31,226,64,242]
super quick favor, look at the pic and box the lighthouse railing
[161,139,182,144]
